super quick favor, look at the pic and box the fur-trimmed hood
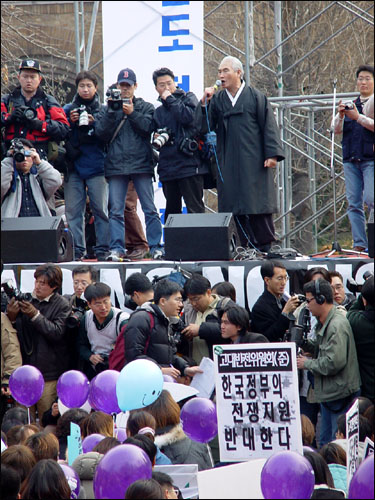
[154,424,186,448]
[154,424,213,472]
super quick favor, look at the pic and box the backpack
[108,310,155,372]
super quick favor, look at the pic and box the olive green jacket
[303,306,361,403]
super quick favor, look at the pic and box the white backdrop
[102,1,204,107]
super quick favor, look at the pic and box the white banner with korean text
[213,343,303,463]
[102,1,204,108]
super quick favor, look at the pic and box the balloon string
[112,413,116,437]
[27,407,31,425]
[206,443,215,468]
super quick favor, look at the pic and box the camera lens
[23,108,37,120]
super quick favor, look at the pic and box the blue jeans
[108,174,162,253]
[64,172,110,257]
[343,160,374,248]
[319,390,360,447]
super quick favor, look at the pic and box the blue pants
[108,174,162,253]
[64,172,110,257]
[343,160,374,248]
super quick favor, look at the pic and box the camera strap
[109,116,127,146]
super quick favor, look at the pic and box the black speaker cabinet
[164,212,239,261]
[368,209,374,259]
[1,217,73,263]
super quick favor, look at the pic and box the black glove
[24,118,43,131]
[9,107,26,123]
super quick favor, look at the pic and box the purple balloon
[93,444,152,499]
[9,365,45,407]
[180,397,218,443]
[87,376,100,411]
[115,428,127,443]
[82,433,106,453]
[163,374,176,383]
[261,451,315,499]
[59,463,81,499]
[57,370,89,408]
[348,455,374,499]
[90,370,121,414]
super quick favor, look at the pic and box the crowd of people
[2,58,373,258]
[0,53,374,499]
[1,258,374,498]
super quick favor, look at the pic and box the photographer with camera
[251,261,300,342]
[63,71,110,261]
[95,68,162,262]
[1,59,70,161]
[296,279,361,446]
[63,265,97,370]
[151,68,207,224]
[1,138,62,217]
[5,264,71,422]
[347,275,374,402]
[78,282,129,379]
[333,65,374,253]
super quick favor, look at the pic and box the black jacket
[95,96,155,177]
[251,289,290,342]
[238,331,269,344]
[152,88,208,182]
[124,303,188,375]
[15,293,71,381]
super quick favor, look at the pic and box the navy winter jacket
[152,88,208,182]
[63,93,106,179]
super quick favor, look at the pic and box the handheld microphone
[213,80,222,91]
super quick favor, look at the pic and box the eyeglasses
[274,276,289,282]
[73,280,90,287]
[357,77,373,82]
[305,297,316,304]
[331,284,344,291]
[189,296,203,303]
[173,297,183,303]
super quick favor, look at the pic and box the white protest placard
[154,464,198,499]
[190,357,215,399]
[363,436,374,459]
[213,342,302,462]
[197,458,267,499]
[346,398,359,490]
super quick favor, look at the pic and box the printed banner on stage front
[213,342,302,462]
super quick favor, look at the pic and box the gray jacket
[1,156,62,217]
[71,451,103,500]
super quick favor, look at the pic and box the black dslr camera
[106,88,123,111]
[178,136,199,157]
[66,305,86,329]
[13,105,37,122]
[1,280,32,302]
[153,128,173,150]
[9,139,32,163]
[346,271,373,294]
[284,306,310,348]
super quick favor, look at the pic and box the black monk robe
[196,85,284,215]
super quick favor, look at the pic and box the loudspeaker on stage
[1,216,73,263]
[164,212,239,261]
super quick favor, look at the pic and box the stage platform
[2,255,373,311]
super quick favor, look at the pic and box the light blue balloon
[116,359,163,412]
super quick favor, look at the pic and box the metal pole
[85,1,99,70]
[244,2,250,85]
[308,110,318,253]
[74,1,81,73]
[274,1,283,97]
[80,1,86,69]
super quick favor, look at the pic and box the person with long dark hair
[219,305,268,344]
[20,459,71,500]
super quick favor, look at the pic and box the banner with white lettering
[346,399,359,490]
[213,343,302,462]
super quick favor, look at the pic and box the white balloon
[57,398,91,416]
